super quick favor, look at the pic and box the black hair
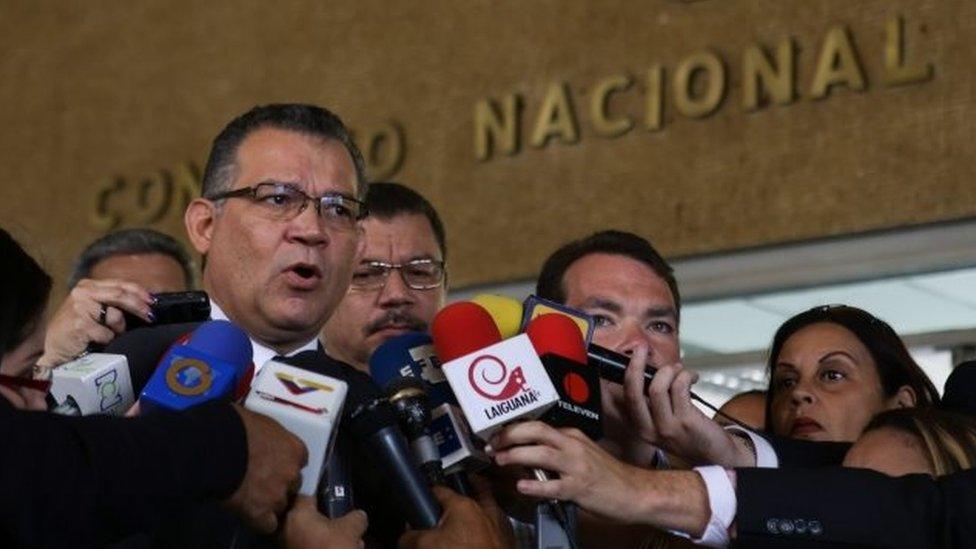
[363,182,446,260]
[68,228,194,289]
[535,230,680,319]
[202,103,367,200]
[764,305,940,434]
[0,229,52,361]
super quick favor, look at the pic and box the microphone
[520,295,737,423]
[525,314,603,441]
[369,332,488,494]
[452,301,580,548]
[244,357,349,496]
[320,436,355,518]
[369,334,446,486]
[48,353,135,416]
[431,302,559,440]
[472,297,603,439]
[520,295,653,385]
[347,398,443,529]
[522,295,594,345]
[471,294,524,339]
[138,320,254,413]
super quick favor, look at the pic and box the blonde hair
[866,408,976,476]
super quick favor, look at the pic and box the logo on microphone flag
[468,355,529,401]
[165,357,214,396]
[441,334,559,439]
[275,372,335,395]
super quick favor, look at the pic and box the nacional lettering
[483,390,540,420]
[474,15,933,161]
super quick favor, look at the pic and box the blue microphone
[139,320,254,413]
[368,332,487,486]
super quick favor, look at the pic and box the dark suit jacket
[0,398,246,548]
[766,435,851,468]
[734,466,976,548]
[106,324,407,548]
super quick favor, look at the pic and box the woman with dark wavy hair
[0,228,52,410]
[765,304,939,442]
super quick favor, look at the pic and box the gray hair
[69,228,194,289]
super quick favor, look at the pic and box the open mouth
[283,263,323,288]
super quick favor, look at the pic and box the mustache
[364,310,428,336]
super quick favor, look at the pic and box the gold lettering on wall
[645,65,664,131]
[474,94,521,160]
[90,177,124,230]
[674,51,725,118]
[810,26,866,99]
[884,15,933,86]
[89,162,202,231]
[743,39,796,111]
[360,122,405,180]
[590,74,634,138]
[473,15,934,161]
[530,82,579,148]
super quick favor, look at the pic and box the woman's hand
[39,279,154,367]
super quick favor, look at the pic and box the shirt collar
[209,299,320,373]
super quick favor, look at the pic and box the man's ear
[184,198,217,255]
[888,385,918,409]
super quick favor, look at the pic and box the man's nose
[377,268,415,306]
[287,203,329,246]
[616,322,654,358]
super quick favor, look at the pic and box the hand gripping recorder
[244,360,349,496]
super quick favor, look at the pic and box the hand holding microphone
[397,481,514,549]
[224,404,309,534]
[488,420,653,525]
[281,495,367,549]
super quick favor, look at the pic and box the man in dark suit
[104,103,404,546]
[0,393,308,547]
[489,419,976,548]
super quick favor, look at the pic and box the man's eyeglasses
[208,182,367,232]
[351,259,445,291]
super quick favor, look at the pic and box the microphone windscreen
[186,320,253,365]
[431,302,502,362]
[525,314,588,364]
[368,332,433,391]
[471,294,523,339]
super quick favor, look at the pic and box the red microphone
[525,314,603,440]
[431,302,502,362]
[525,314,588,364]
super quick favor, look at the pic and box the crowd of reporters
[2,101,975,548]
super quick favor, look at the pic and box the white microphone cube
[441,334,558,440]
[50,353,134,416]
[244,361,348,496]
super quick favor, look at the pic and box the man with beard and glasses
[322,182,446,372]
